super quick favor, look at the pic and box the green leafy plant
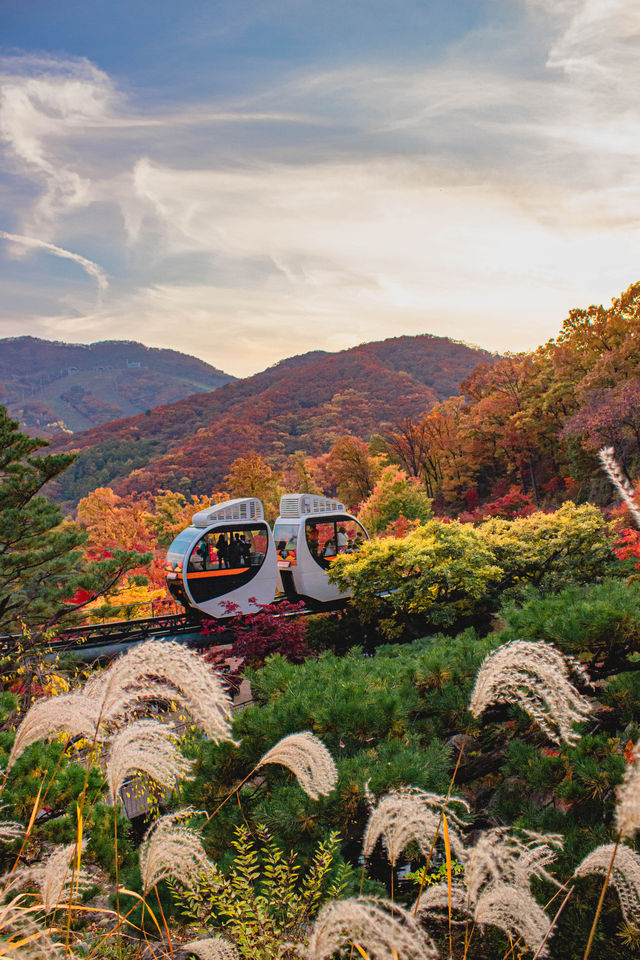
[171,824,351,959]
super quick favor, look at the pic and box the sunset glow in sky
[1,0,639,376]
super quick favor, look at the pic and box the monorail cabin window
[305,517,367,570]
[186,526,267,573]
[273,522,298,561]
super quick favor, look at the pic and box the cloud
[0,230,108,293]
[1,2,640,375]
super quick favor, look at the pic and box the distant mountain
[0,337,235,435]
[49,334,494,503]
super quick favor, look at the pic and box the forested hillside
[0,337,234,435]
[48,334,491,502]
[386,282,640,514]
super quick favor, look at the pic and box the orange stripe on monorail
[184,567,250,578]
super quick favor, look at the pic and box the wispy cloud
[0,230,107,293]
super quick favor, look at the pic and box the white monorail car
[273,494,369,608]
[164,497,278,617]
[165,493,369,618]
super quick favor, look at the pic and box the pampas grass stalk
[299,896,439,960]
[413,880,471,922]
[474,883,552,958]
[363,785,468,867]
[8,842,92,915]
[528,886,574,960]
[0,816,23,843]
[465,827,562,903]
[182,937,240,960]
[84,639,235,742]
[579,737,640,957]
[256,731,338,799]
[139,808,211,894]
[207,731,337,822]
[413,723,470,915]
[7,694,101,770]
[105,719,193,805]
[0,894,66,957]
[598,446,640,527]
[575,842,640,926]
[61,640,230,953]
[469,639,592,744]
[581,836,620,960]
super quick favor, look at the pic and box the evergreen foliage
[0,406,149,639]
[183,640,482,857]
[498,579,640,677]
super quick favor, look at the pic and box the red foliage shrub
[458,487,537,523]
[201,598,313,669]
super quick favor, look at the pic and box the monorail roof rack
[192,497,264,528]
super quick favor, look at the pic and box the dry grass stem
[469,639,592,744]
[7,693,101,770]
[256,732,338,799]
[182,936,240,960]
[615,739,640,837]
[299,896,439,960]
[466,827,562,903]
[139,808,212,893]
[474,883,551,958]
[0,894,66,957]
[106,719,193,804]
[83,640,235,742]
[362,786,468,865]
[575,842,640,925]
[598,446,640,527]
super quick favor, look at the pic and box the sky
[0,0,639,377]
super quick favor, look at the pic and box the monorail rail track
[0,597,317,662]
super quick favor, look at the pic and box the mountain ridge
[48,332,495,503]
[0,336,235,434]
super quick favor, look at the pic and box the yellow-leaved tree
[329,502,614,638]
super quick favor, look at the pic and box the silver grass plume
[362,785,468,865]
[474,882,552,958]
[466,827,563,903]
[256,731,338,800]
[39,842,92,914]
[7,692,102,770]
[0,894,66,957]
[575,843,640,925]
[83,640,235,743]
[106,718,193,804]
[469,639,592,744]
[181,937,240,960]
[298,896,439,960]
[413,880,471,923]
[598,446,640,528]
[0,810,23,842]
[615,739,640,837]
[9,843,92,914]
[139,808,212,893]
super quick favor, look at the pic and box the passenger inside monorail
[305,517,368,569]
[186,527,267,573]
